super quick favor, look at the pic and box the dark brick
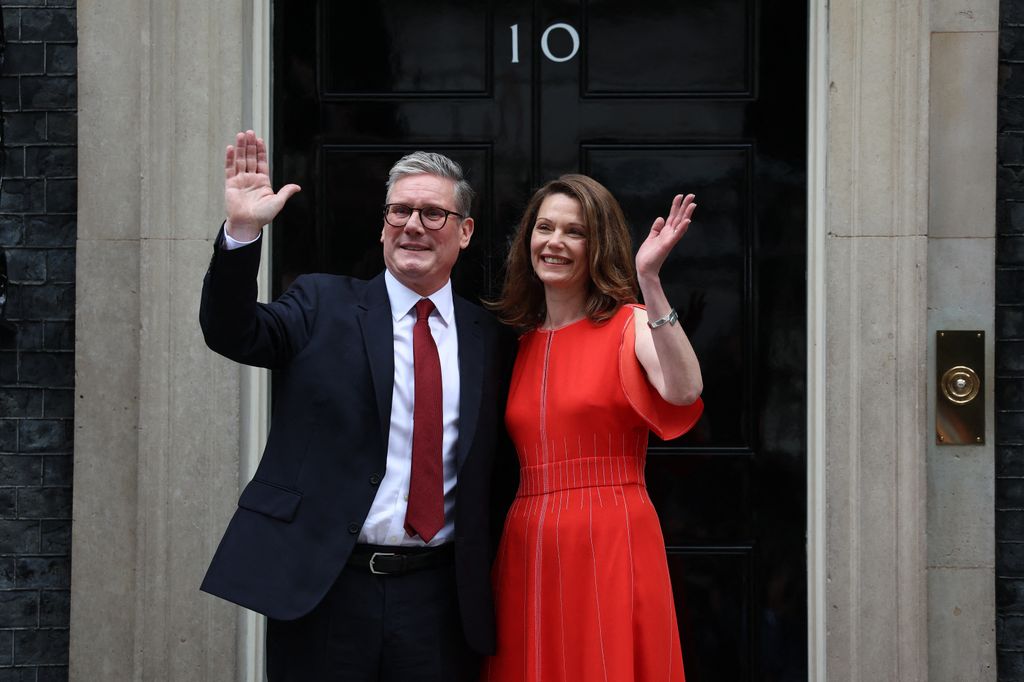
[0,322,44,351]
[1000,381,1024,412]
[0,559,15,589]
[7,249,46,283]
[1002,97,1024,133]
[997,200,1019,236]
[3,42,45,76]
[0,668,38,682]
[43,250,71,284]
[999,650,1024,680]
[16,283,74,320]
[2,8,20,42]
[3,147,26,179]
[21,76,75,111]
[1000,166,1024,201]
[20,9,75,42]
[0,520,38,553]
[1000,478,1024,508]
[37,590,66,627]
[38,521,66,554]
[0,490,14,516]
[1000,237,1024,267]
[18,420,70,454]
[0,77,20,108]
[1000,577,1024,613]
[998,340,1024,374]
[17,353,72,388]
[999,411,1024,445]
[0,216,25,246]
[0,629,11,665]
[40,456,69,487]
[4,113,47,144]
[44,179,73,213]
[1001,446,1024,477]
[15,557,68,588]
[40,323,71,351]
[16,488,70,518]
[1004,63,1024,99]
[44,43,74,75]
[0,590,38,627]
[24,146,74,178]
[1004,26,1024,61]
[1003,0,1024,24]
[0,388,43,416]
[0,180,46,213]
[24,215,74,247]
[44,113,74,143]
[0,455,42,486]
[36,667,68,682]
[1004,614,1024,645]
[1002,133,1024,167]
[0,420,15,451]
[40,390,69,418]
[13,628,68,665]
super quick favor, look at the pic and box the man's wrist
[223,220,262,250]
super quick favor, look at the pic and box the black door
[273,2,807,680]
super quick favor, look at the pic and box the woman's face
[529,193,590,297]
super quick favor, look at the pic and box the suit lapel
[357,274,394,448]
[455,296,483,472]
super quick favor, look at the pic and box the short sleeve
[618,306,704,440]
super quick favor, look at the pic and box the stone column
[926,0,999,678]
[72,0,250,679]
[825,0,930,678]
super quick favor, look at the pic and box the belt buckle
[368,551,400,575]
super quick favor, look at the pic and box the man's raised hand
[224,130,301,242]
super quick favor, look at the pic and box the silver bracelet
[647,308,678,329]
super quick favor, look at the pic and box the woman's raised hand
[224,130,301,242]
[635,193,696,281]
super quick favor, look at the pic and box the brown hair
[491,174,638,329]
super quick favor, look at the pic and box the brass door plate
[936,330,984,445]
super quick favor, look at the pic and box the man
[200,130,512,681]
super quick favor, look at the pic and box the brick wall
[0,0,75,679]
[998,0,1024,678]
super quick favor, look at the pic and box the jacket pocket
[237,478,302,522]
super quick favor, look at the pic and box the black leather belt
[347,543,454,576]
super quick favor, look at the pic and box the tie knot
[415,298,435,322]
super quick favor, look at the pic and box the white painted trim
[239,1,272,681]
[806,0,828,678]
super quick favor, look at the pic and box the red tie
[405,298,444,542]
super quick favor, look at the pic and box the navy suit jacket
[198,229,513,655]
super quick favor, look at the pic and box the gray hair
[385,151,475,218]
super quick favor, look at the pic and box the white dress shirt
[364,271,460,546]
[222,226,460,546]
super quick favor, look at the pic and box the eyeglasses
[383,203,464,230]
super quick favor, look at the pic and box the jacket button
[347,523,360,534]
[369,474,381,485]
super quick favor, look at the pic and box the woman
[483,175,703,681]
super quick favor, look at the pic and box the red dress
[483,305,703,682]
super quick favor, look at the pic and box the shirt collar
[384,270,454,326]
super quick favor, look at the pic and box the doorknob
[936,331,984,445]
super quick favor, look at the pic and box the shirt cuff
[222,224,261,250]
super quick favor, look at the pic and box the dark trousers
[266,558,478,681]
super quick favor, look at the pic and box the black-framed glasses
[383,203,464,230]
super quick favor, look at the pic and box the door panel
[274,2,807,679]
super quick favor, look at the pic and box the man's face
[381,174,474,296]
